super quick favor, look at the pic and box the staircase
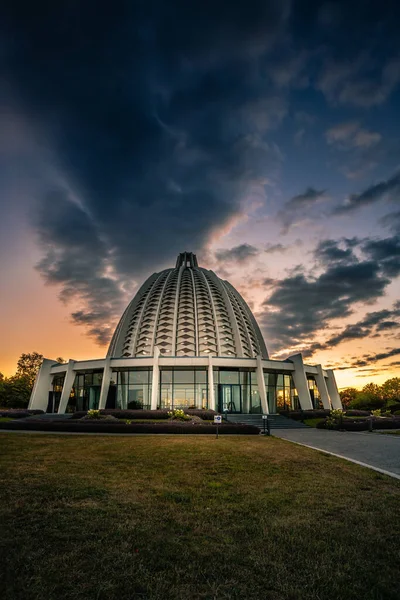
[227,414,309,430]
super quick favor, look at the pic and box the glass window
[250,371,258,384]
[219,370,239,384]
[160,369,173,383]
[195,370,207,383]
[173,370,195,384]
[173,384,195,408]
[129,369,149,384]
[92,372,103,386]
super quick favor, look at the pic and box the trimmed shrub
[344,410,370,417]
[316,418,369,431]
[0,409,44,419]
[388,404,400,414]
[0,420,259,435]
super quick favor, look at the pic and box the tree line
[0,352,65,409]
[339,378,400,411]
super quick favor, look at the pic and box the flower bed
[0,420,259,434]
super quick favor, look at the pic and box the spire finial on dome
[175,252,198,268]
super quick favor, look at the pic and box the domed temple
[29,252,342,414]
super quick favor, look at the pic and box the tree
[55,357,66,364]
[381,378,400,405]
[350,382,384,410]
[16,352,43,387]
[0,375,32,408]
[339,387,359,409]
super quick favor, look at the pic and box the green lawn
[378,430,400,435]
[1,434,400,600]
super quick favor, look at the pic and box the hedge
[0,409,44,419]
[0,420,259,435]
[316,417,400,431]
[71,409,217,420]
[344,410,371,417]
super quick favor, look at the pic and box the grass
[0,417,13,422]
[377,430,400,435]
[303,418,324,427]
[1,435,400,600]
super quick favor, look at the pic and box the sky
[0,0,399,388]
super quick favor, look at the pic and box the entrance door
[218,384,242,413]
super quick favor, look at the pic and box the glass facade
[48,374,65,413]
[112,368,152,409]
[307,377,323,409]
[60,365,323,414]
[213,369,261,414]
[159,368,208,410]
[264,372,300,412]
[66,371,103,412]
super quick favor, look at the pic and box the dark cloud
[333,171,400,214]
[260,260,389,352]
[215,244,259,263]
[264,243,288,254]
[380,210,400,234]
[326,122,381,150]
[277,187,327,234]
[362,236,400,278]
[313,239,357,266]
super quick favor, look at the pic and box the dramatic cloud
[334,171,400,214]
[277,187,327,233]
[258,237,400,355]
[215,244,259,264]
[1,1,296,342]
[326,122,382,149]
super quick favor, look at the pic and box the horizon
[1,1,399,387]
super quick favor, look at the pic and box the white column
[256,356,269,414]
[28,359,58,411]
[151,347,160,410]
[208,355,216,411]
[288,354,313,410]
[315,365,332,409]
[326,369,342,409]
[58,360,76,414]
[98,358,111,409]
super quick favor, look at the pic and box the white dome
[107,252,268,359]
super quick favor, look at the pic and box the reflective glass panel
[219,370,239,384]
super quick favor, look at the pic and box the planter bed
[0,420,259,435]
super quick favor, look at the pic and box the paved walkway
[273,429,400,479]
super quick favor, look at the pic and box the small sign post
[214,414,222,438]
[262,414,269,436]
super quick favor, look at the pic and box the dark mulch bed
[0,420,259,435]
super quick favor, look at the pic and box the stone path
[273,428,400,479]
